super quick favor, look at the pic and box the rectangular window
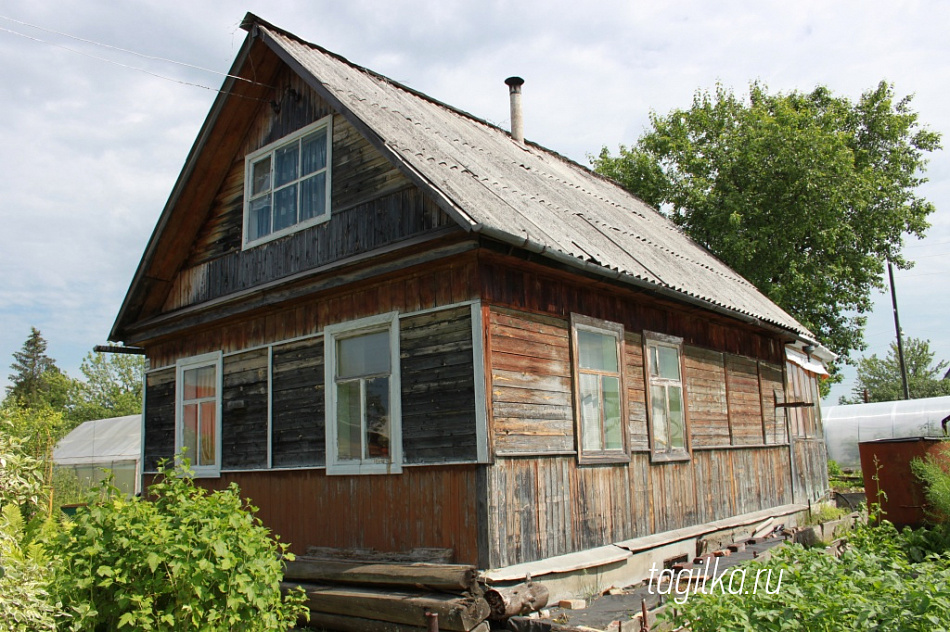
[325,313,402,475]
[645,333,689,461]
[176,353,222,476]
[244,116,332,248]
[571,314,627,464]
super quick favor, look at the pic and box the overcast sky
[1,0,948,406]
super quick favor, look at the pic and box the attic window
[244,116,332,247]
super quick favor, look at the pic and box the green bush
[662,518,950,630]
[912,442,950,527]
[49,464,307,631]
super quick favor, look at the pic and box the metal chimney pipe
[505,76,525,144]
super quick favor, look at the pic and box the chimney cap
[505,76,525,88]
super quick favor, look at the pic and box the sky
[1,0,948,407]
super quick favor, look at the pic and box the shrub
[662,517,950,630]
[49,464,307,631]
[0,421,64,630]
[911,442,950,526]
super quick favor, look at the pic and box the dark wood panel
[222,348,269,470]
[272,338,325,467]
[144,368,176,472]
[725,354,764,445]
[400,306,477,464]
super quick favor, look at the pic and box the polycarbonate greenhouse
[53,414,141,495]
[822,395,950,469]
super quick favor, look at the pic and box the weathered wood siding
[489,309,574,455]
[400,306,478,464]
[143,466,480,563]
[725,354,764,445]
[162,67,455,313]
[144,368,175,472]
[685,346,730,448]
[271,338,325,467]
[786,360,828,503]
[222,349,269,469]
[485,448,793,567]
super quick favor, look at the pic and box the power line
[0,14,273,90]
[0,22,272,103]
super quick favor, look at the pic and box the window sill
[650,451,691,464]
[326,462,403,476]
[577,452,631,466]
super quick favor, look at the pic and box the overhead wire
[0,17,275,102]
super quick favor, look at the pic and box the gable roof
[111,13,815,344]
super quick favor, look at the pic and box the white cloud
[0,0,948,401]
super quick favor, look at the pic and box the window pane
[274,142,299,187]
[273,185,298,232]
[183,403,198,459]
[336,380,361,461]
[365,377,390,458]
[651,384,669,451]
[657,345,681,380]
[300,173,327,221]
[301,128,327,175]
[199,401,216,466]
[251,157,271,195]
[669,386,684,449]
[578,329,618,372]
[184,366,216,400]
[338,330,390,378]
[579,373,602,451]
[602,376,623,450]
[248,196,271,241]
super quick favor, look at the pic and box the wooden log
[290,582,491,632]
[284,557,480,594]
[484,582,550,619]
[302,612,491,632]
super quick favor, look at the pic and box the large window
[176,353,222,476]
[244,116,332,247]
[645,333,688,461]
[325,313,402,475]
[571,314,627,464]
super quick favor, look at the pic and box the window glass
[302,129,327,174]
[668,386,684,449]
[651,384,668,451]
[338,330,390,378]
[579,373,603,451]
[657,346,681,380]
[244,118,331,246]
[365,376,390,458]
[199,401,217,465]
[336,380,361,461]
[178,356,219,473]
[602,376,622,450]
[274,143,299,187]
[578,329,618,372]
[647,337,687,459]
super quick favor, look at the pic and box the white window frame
[570,314,629,465]
[243,116,333,249]
[324,312,402,475]
[175,352,223,477]
[644,332,690,463]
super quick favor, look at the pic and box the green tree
[5,328,70,411]
[842,337,950,404]
[66,351,144,423]
[593,81,941,364]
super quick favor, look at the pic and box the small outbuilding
[823,396,950,469]
[53,414,142,495]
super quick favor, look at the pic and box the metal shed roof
[53,414,141,467]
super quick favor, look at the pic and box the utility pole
[888,259,911,400]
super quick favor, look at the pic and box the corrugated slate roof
[255,19,812,339]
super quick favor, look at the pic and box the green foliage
[65,351,144,424]
[842,337,950,404]
[801,503,848,527]
[5,327,70,411]
[827,460,843,477]
[912,442,950,527]
[0,420,65,630]
[49,464,308,631]
[593,81,941,364]
[663,519,950,630]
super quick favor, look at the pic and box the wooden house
[110,13,829,590]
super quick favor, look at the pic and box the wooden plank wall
[483,303,797,568]
[143,368,175,472]
[222,349,269,469]
[271,338,325,467]
[163,66,454,312]
[143,466,480,563]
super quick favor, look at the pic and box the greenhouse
[822,395,950,469]
[53,414,141,495]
